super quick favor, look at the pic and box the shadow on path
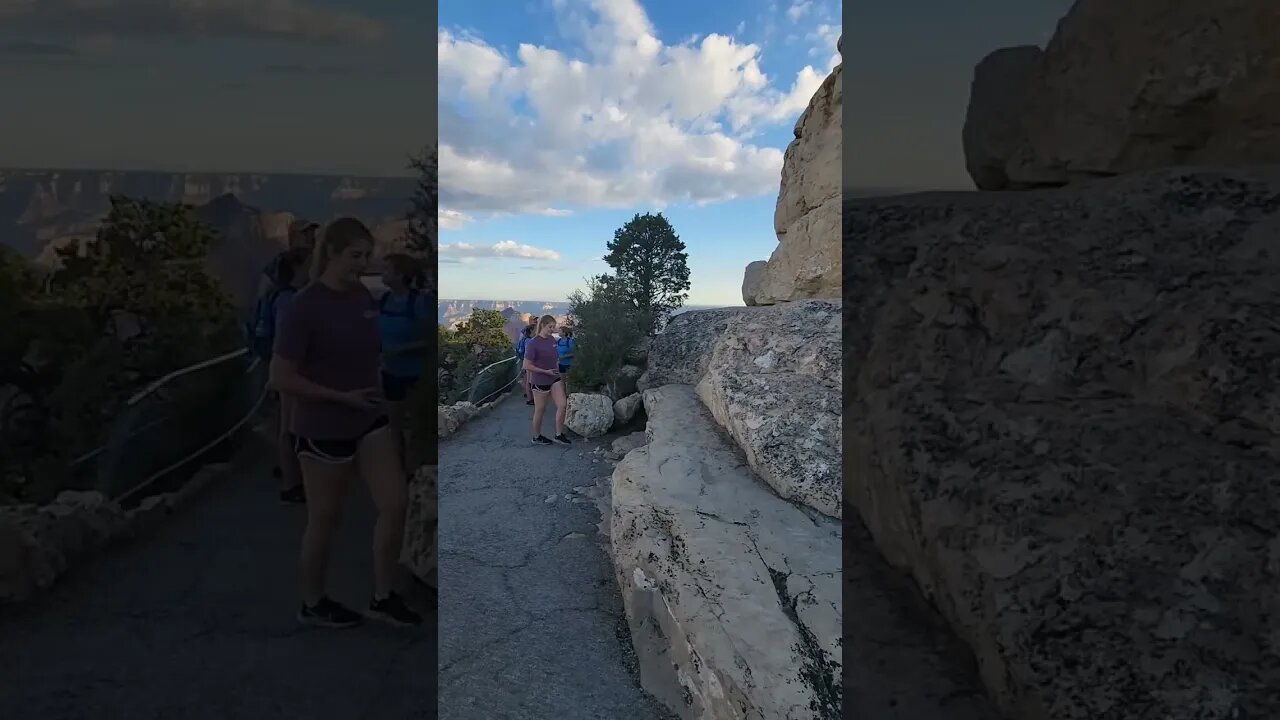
[438,395,673,720]
[0,431,436,720]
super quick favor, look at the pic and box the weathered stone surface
[965,0,1280,189]
[438,402,477,437]
[962,46,1043,190]
[401,465,437,587]
[749,39,842,304]
[845,168,1280,720]
[607,364,642,400]
[566,393,613,438]
[643,301,842,517]
[611,431,648,457]
[0,491,130,603]
[612,393,642,427]
[741,260,767,306]
[612,385,841,720]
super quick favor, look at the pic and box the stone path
[438,395,673,720]
[0,432,436,720]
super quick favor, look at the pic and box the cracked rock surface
[0,437,436,719]
[612,385,842,719]
[438,395,673,720]
[845,168,1280,719]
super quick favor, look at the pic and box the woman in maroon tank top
[270,218,422,628]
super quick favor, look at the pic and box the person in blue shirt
[515,324,535,405]
[377,254,429,449]
[556,326,576,393]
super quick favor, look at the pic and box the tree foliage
[568,277,652,393]
[2,197,239,503]
[599,212,690,333]
[437,309,515,404]
[405,146,437,282]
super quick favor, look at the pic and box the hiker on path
[377,253,429,455]
[258,218,318,301]
[515,324,534,405]
[556,326,576,394]
[523,314,571,446]
[251,247,311,503]
[270,217,423,629]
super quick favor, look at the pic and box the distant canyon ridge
[0,168,418,309]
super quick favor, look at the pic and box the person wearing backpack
[377,254,429,451]
[556,326,576,394]
[515,324,534,405]
[252,247,311,503]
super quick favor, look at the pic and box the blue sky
[0,1,432,176]
[438,0,842,306]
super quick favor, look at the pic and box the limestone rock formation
[612,385,841,719]
[964,0,1280,190]
[0,491,130,602]
[741,259,767,305]
[612,393,642,427]
[844,168,1280,719]
[962,46,1043,190]
[401,465,437,587]
[746,37,842,304]
[565,393,613,438]
[642,301,842,517]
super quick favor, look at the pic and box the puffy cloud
[438,0,834,224]
[439,240,563,262]
[0,0,387,44]
[786,1,813,22]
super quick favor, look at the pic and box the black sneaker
[532,435,553,445]
[279,485,306,504]
[554,433,572,445]
[297,597,363,628]
[526,400,535,406]
[369,592,423,627]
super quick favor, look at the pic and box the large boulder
[401,465,437,587]
[965,0,1280,189]
[612,385,841,719]
[612,393,642,427]
[741,259,767,306]
[748,37,842,304]
[845,168,1280,720]
[642,302,842,517]
[961,45,1043,190]
[0,491,130,603]
[565,393,613,438]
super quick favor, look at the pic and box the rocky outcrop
[964,0,1280,190]
[0,464,233,603]
[565,393,613,438]
[612,393,642,426]
[612,385,841,719]
[962,46,1043,191]
[438,395,508,439]
[745,37,842,304]
[844,168,1280,719]
[641,301,841,518]
[401,465,436,587]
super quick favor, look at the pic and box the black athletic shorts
[294,415,390,463]
[531,378,562,393]
[381,372,419,402]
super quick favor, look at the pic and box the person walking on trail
[251,247,311,504]
[377,253,429,454]
[515,324,534,405]
[258,218,318,302]
[523,314,571,446]
[556,326,576,393]
[270,217,423,629]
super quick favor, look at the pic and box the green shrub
[437,309,515,404]
[568,278,652,393]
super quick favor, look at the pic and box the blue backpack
[248,287,294,360]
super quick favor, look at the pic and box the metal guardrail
[71,347,269,504]
[467,355,521,406]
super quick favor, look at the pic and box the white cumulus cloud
[439,240,563,262]
[438,0,835,226]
